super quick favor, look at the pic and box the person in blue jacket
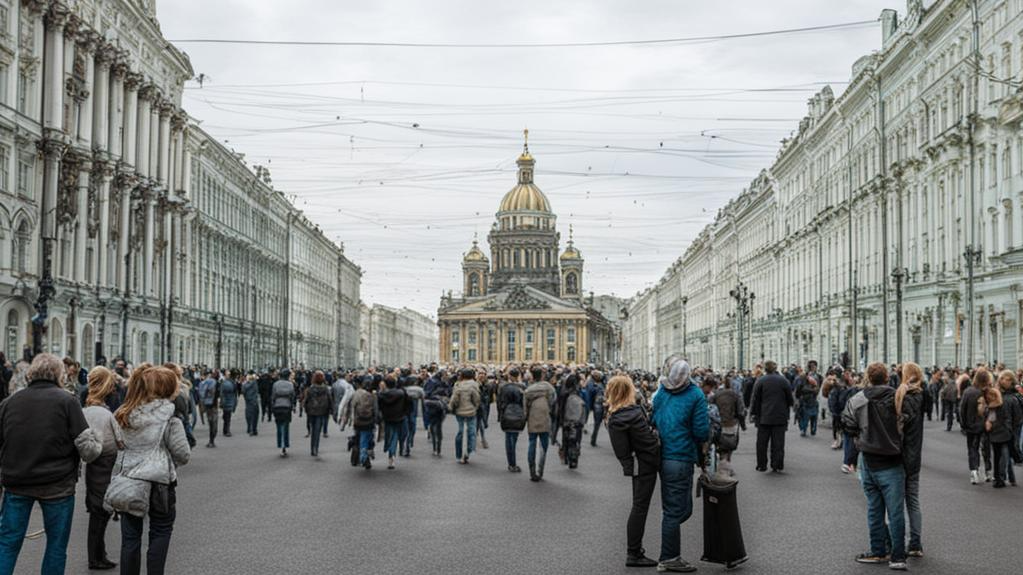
[220,369,240,437]
[650,356,709,573]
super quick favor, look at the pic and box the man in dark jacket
[749,360,794,472]
[842,362,907,570]
[258,371,274,422]
[0,354,102,575]
[497,368,527,472]
[377,376,409,469]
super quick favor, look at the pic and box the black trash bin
[699,473,748,569]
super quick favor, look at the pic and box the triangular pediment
[440,285,583,315]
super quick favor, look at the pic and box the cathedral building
[437,134,617,365]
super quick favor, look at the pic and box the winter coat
[940,379,959,402]
[524,381,556,433]
[988,392,1019,444]
[271,380,296,411]
[302,384,332,417]
[220,379,239,412]
[448,380,481,418]
[84,405,124,456]
[378,388,410,423]
[899,392,924,476]
[608,404,660,476]
[959,387,985,434]
[115,399,190,485]
[651,379,709,464]
[242,379,260,406]
[349,389,379,431]
[794,376,820,409]
[842,386,902,470]
[750,373,794,426]
[711,387,745,429]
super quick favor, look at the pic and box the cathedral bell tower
[560,224,583,302]
[462,234,490,297]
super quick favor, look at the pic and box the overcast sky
[157,0,898,317]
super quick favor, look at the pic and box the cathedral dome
[499,183,551,213]
[560,244,581,260]
[463,239,488,263]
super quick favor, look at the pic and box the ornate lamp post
[729,282,754,370]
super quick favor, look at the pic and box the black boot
[529,463,539,482]
[626,550,658,567]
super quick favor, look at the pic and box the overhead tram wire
[170,19,877,48]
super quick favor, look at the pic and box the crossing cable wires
[170,20,878,48]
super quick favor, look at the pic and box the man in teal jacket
[651,356,709,573]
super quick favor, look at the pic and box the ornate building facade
[438,135,618,365]
[623,0,1023,371]
[0,0,361,369]
[362,304,437,367]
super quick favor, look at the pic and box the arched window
[469,273,480,296]
[5,309,19,359]
[566,272,578,295]
[49,318,63,356]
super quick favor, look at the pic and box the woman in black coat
[607,374,660,568]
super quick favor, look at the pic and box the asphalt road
[11,410,1023,574]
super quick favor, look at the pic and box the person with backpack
[896,363,926,558]
[350,377,380,470]
[476,372,495,450]
[302,371,332,458]
[842,362,907,571]
[258,371,274,423]
[524,364,557,482]
[607,373,660,568]
[220,370,239,438]
[242,372,260,437]
[424,371,451,457]
[197,371,222,448]
[558,373,587,469]
[588,371,607,447]
[271,369,296,457]
[377,375,409,469]
[940,371,959,432]
[497,367,528,472]
[449,368,482,464]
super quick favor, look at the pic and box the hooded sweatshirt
[650,359,709,463]
[116,399,190,485]
[608,404,660,476]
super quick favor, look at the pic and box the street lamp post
[963,245,981,368]
[891,266,908,363]
[729,282,754,370]
[681,296,688,358]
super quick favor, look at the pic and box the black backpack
[501,386,526,432]
[591,384,606,420]
[306,386,329,414]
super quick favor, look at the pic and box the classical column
[163,202,173,301]
[123,74,140,167]
[109,61,125,160]
[116,177,133,292]
[74,161,91,283]
[144,194,155,296]
[41,6,69,245]
[97,163,113,287]
[181,130,192,199]
[158,104,171,185]
[136,88,152,177]
[149,102,160,181]
[92,46,111,154]
[183,212,193,306]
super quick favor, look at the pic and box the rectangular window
[0,146,8,192]
[507,329,516,361]
[451,329,459,346]
[547,328,556,361]
[468,328,477,345]
[0,63,7,106]
[17,159,32,198]
[467,349,476,362]
[16,71,27,114]
[487,329,495,362]
[452,349,459,362]
[524,347,533,361]
[567,327,576,344]
[526,328,534,344]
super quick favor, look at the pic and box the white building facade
[624,0,1023,371]
[0,0,361,369]
[363,304,438,367]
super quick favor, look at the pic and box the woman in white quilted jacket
[112,364,191,575]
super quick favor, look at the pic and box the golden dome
[463,240,489,263]
[560,244,582,260]
[499,183,551,213]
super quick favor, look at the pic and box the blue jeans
[0,492,75,575]
[403,411,418,453]
[276,421,290,449]
[505,431,520,467]
[385,420,404,457]
[455,415,477,459]
[859,458,906,561]
[528,432,550,472]
[905,472,921,552]
[308,415,327,454]
[658,459,695,562]
[359,429,375,464]
[798,405,818,435]
[843,432,860,466]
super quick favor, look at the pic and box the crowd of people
[0,349,1021,573]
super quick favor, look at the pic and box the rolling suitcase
[699,450,748,569]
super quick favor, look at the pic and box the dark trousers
[308,415,327,455]
[120,486,176,575]
[627,472,657,556]
[505,431,520,467]
[561,423,582,467]
[245,403,259,435]
[993,441,1014,484]
[966,432,992,472]
[942,400,957,430]
[204,407,219,444]
[87,511,112,566]
[262,399,273,421]
[430,418,444,454]
[756,424,786,471]
[222,409,233,435]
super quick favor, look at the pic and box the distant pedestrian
[449,368,481,464]
[424,371,450,457]
[351,377,380,469]
[497,368,527,472]
[961,369,993,484]
[587,370,607,447]
[303,371,332,457]
[524,364,556,482]
[271,369,296,457]
[988,371,1021,489]
[558,373,586,469]
[220,370,239,437]
[242,372,260,436]
[896,362,925,558]
[749,360,794,473]
[378,375,409,469]
[197,371,221,448]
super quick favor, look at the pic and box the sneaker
[656,558,697,573]
[907,550,923,558]
[889,560,908,571]
[626,552,658,568]
[985,471,993,482]
[971,470,980,485]
[387,457,395,470]
[856,553,890,564]
[841,464,852,474]
[831,439,841,450]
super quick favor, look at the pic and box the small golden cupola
[462,234,490,297]
[560,224,583,301]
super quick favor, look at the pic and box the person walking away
[424,372,450,456]
[961,369,993,484]
[0,354,103,575]
[896,363,925,558]
[165,364,196,450]
[377,375,409,469]
[710,375,746,475]
[842,362,907,571]
[401,375,423,457]
[607,374,660,568]
[940,371,959,432]
[476,372,495,449]
[271,369,296,457]
[350,378,380,469]
[220,370,239,437]
[998,370,1023,484]
[650,356,709,573]
[588,371,607,447]
[823,369,846,449]
[449,368,482,464]
[303,371,332,457]
[258,371,274,423]
[749,360,795,473]
[558,373,587,469]
[524,365,557,482]
[987,371,1020,488]
[795,371,820,437]
[497,368,528,472]
[112,366,191,575]
[242,372,260,436]
[197,371,221,448]
[82,366,125,570]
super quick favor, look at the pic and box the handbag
[104,421,170,517]
[718,429,740,452]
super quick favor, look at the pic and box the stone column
[183,212,193,306]
[123,74,140,167]
[92,47,111,154]
[42,5,67,131]
[181,131,192,199]
[158,105,171,186]
[77,34,96,147]
[116,178,132,292]
[163,203,173,301]
[97,163,113,287]
[74,161,91,282]
[144,194,155,296]
[149,103,160,180]
[137,88,152,177]
[109,62,125,160]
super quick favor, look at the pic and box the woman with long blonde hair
[112,365,190,575]
[897,362,926,557]
[82,366,124,570]
[605,374,660,568]
[961,367,993,484]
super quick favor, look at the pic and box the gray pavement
[11,411,1023,574]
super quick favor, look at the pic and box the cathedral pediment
[484,285,551,311]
